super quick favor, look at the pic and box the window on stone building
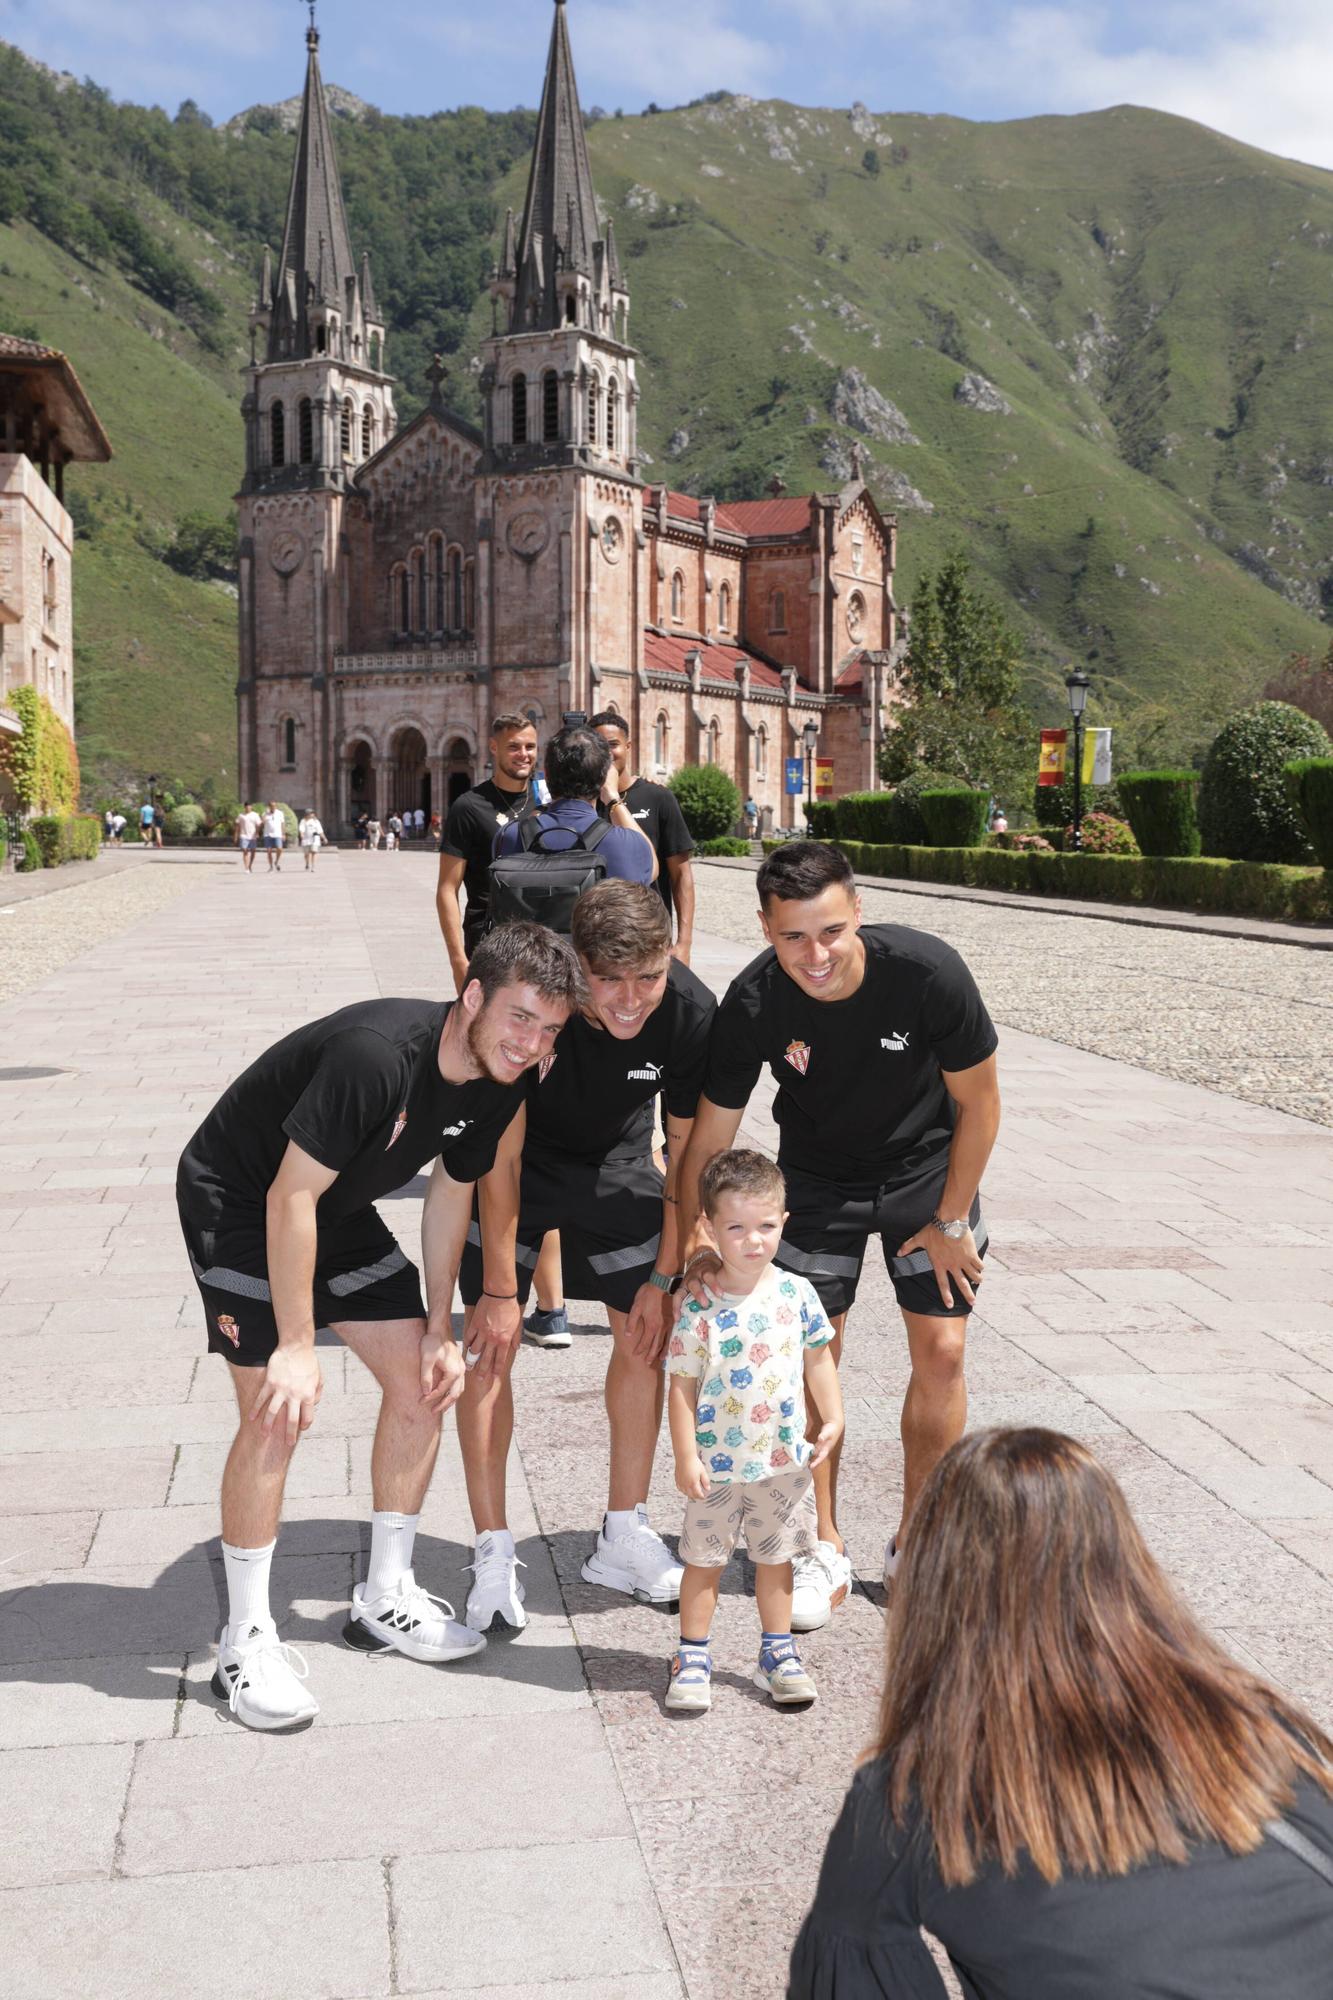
[769,587,787,633]
[42,552,56,627]
[587,377,600,447]
[542,370,560,443]
[511,374,528,445]
[718,581,731,631]
[415,548,428,633]
[393,565,409,635]
[362,404,373,458]
[449,547,463,629]
[282,717,297,769]
[606,381,619,453]
[270,403,286,467]
[298,399,314,465]
[671,571,685,623]
[756,722,768,778]
[654,711,669,770]
[316,324,327,354]
[370,333,381,370]
[430,536,445,630]
[464,560,476,634]
[705,718,721,766]
[340,399,353,461]
[565,296,577,325]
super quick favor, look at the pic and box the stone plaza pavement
[1,850,1331,2000]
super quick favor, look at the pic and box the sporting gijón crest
[785,1040,811,1077]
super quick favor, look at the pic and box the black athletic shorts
[459,1148,664,1314]
[776,1162,988,1320]
[180,1202,426,1366]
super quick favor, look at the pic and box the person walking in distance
[676,841,1000,1630]
[235,803,261,873]
[590,712,696,964]
[298,809,325,873]
[262,802,286,872]
[174,924,581,1730]
[139,798,155,846]
[436,713,543,995]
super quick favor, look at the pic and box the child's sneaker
[665,1643,712,1713]
[753,1639,818,1706]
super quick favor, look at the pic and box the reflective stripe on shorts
[892,1220,989,1276]
[195,1263,273,1301]
[588,1233,661,1277]
[327,1246,411,1297]
[775,1238,861,1281]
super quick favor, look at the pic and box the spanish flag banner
[1038,729,1067,787]
[1082,728,1113,786]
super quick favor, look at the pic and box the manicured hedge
[1116,770,1200,856]
[29,814,102,866]
[804,800,839,837]
[1284,758,1333,870]
[769,838,1330,923]
[1198,701,1331,863]
[919,787,989,848]
[833,790,900,842]
[695,836,752,857]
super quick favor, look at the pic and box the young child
[666,1149,844,1712]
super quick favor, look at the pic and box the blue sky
[1,0,1330,169]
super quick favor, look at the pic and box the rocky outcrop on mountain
[954,371,1012,415]
[828,368,918,444]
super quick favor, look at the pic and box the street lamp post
[802,719,820,825]
[1064,672,1090,852]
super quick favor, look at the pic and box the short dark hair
[756,839,855,909]
[490,711,536,740]
[589,709,630,739]
[544,725,611,802]
[465,920,582,1011]
[572,880,672,972]
[699,1148,786,1220]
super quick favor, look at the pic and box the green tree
[879,549,1028,807]
[862,148,881,177]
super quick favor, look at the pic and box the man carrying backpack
[490,725,656,920]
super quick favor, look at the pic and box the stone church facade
[237,2,900,831]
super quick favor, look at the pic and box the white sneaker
[346,1570,487,1663]
[212,1618,319,1731]
[464,1530,528,1634]
[883,1536,901,1591]
[581,1505,683,1605]
[791,1540,852,1632]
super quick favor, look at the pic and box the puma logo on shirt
[442,1119,473,1139]
[627,1060,665,1082]
[881,1032,911,1051]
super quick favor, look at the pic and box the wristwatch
[647,1269,679,1294]
[930,1213,970,1242]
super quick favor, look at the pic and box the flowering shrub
[1078,812,1140,856]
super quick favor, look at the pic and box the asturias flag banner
[1038,730,1067,786]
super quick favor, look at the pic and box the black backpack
[487,810,613,934]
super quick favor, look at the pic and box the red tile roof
[834,651,868,695]
[644,630,791,690]
[661,490,813,539]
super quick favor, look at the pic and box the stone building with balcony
[237,3,901,832]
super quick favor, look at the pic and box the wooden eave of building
[0,337,112,462]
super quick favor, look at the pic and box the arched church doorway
[391,726,431,818]
[445,736,474,807]
[344,738,375,831]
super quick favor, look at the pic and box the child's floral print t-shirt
[668,1267,832,1484]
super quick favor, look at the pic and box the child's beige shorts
[679,1466,818,1568]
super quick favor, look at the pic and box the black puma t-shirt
[177,999,523,1224]
[526,960,716,1164]
[599,779,695,915]
[704,924,997,1184]
[441,779,540,944]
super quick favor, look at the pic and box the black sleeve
[664,987,718,1121]
[439,794,480,863]
[924,949,999,1074]
[282,1030,401,1172]
[788,1769,946,2000]
[442,1091,524,1184]
[657,788,696,862]
[701,980,766,1111]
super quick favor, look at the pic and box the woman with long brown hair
[790,1428,1333,1997]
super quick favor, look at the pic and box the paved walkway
[1,853,1330,2000]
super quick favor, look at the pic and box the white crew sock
[605,1505,645,1541]
[364,1510,419,1602]
[221,1538,275,1639]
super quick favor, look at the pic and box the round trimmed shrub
[165,803,206,842]
[918,787,990,847]
[271,801,300,846]
[1198,702,1332,862]
[1078,812,1139,856]
[886,768,958,843]
[1116,769,1200,856]
[669,763,741,842]
[1284,757,1333,869]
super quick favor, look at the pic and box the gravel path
[0,864,197,1003]
[693,862,1333,1126]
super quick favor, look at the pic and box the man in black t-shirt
[436,712,542,991]
[591,712,696,963]
[455,881,717,1633]
[174,923,580,1731]
[676,842,1001,1630]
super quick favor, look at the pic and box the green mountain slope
[0,46,1327,793]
